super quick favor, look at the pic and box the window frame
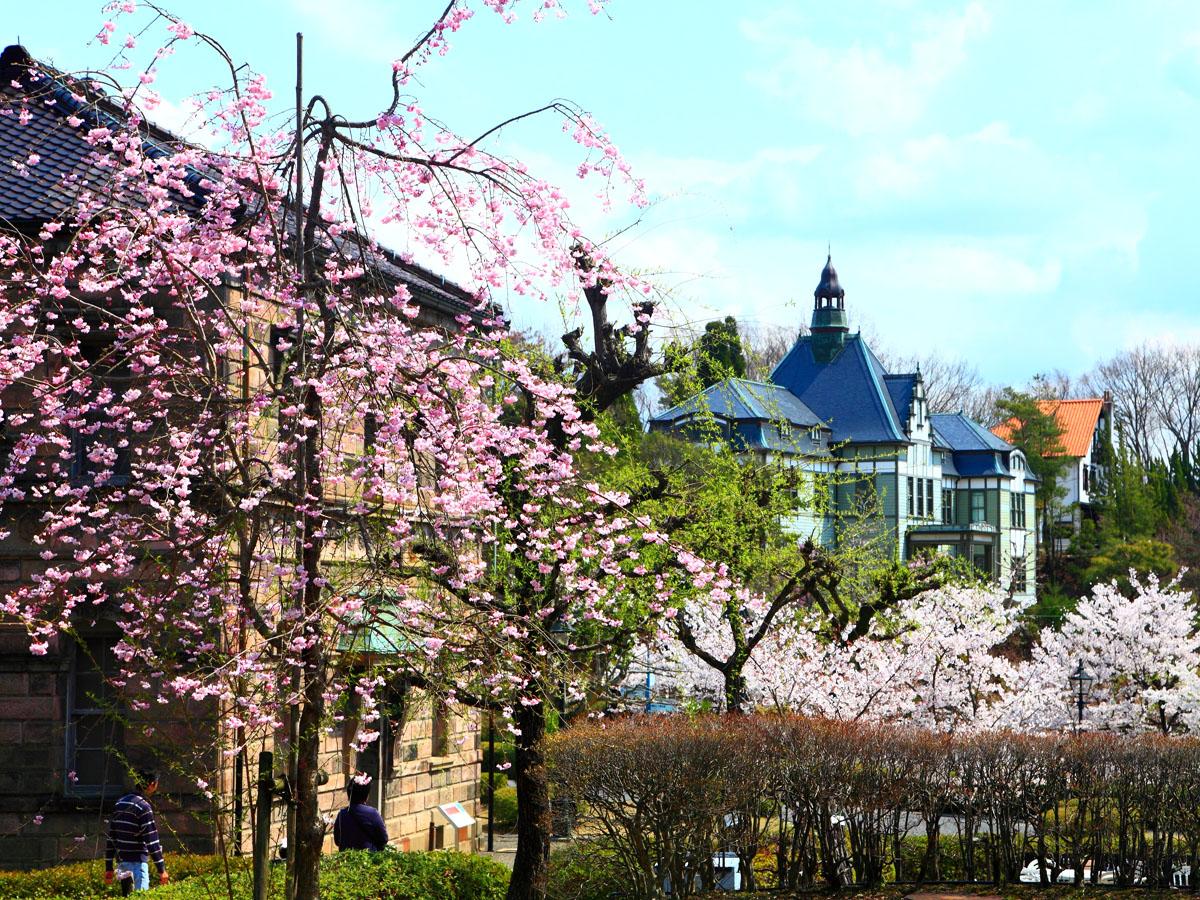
[64,635,125,800]
[970,490,987,524]
[1012,555,1028,592]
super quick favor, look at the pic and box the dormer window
[809,426,821,442]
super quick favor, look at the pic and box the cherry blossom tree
[1005,574,1200,735]
[0,4,665,898]
[734,586,1026,732]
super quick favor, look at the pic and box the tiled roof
[991,398,1104,459]
[652,378,824,429]
[931,412,1014,453]
[770,334,907,444]
[0,44,482,323]
[883,373,916,426]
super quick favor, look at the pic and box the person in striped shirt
[104,769,169,891]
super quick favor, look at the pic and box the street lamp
[1068,659,1093,732]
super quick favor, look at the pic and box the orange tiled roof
[991,398,1105,458]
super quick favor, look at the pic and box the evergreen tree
[994,389,1072,583]
[696,316,747,386]
[657,316,748,410]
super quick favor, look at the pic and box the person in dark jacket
[104,769,168,891]
[333,778,389,852]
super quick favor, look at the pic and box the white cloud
[740,2,992,136]
[854,121,1027,200]
[1167,34,1200,100]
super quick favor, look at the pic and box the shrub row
[0,850,508,900]
[549,715,1200,897]
[0,853,237,899]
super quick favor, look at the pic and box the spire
[810,252,850,363]
[814,253,845,308]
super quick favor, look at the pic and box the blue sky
[10,1,1200,387]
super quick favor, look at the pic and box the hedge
[547,842,626,900]
[0,850,508,900]
[490,786,519,829]
[0,853,238,899]
[550,714,1200,897]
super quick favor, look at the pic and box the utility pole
[284,30,304,900]
[253,752,273,900]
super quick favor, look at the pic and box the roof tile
[992,398,1104,458]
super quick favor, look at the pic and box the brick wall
[0,624,217,869]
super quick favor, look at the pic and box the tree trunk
[507,700,550,900]
[724,664,748,714]
[292,669,326,899]
[920,812,940,883]
[289,367,327,899]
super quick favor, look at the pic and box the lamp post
[486,709,495,853]
[1068,659,1093,733]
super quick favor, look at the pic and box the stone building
[652,256,1039,602]
[0,43,481,868]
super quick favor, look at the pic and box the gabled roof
[883,373,917,426]
[652,378,823,429]
[991,398,1105,459]
[770,334,907,444]
[931,412,1014,453]
[0,44,483,323]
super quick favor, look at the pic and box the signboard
[437,802,476,829]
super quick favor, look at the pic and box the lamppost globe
[1068,659,1093,731]
[546,618,573,648]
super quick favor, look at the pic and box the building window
[70,345,132,486]
[925,479,934,519]
[809,426,821,443]
[854,478,873,510]
[970,491,986,524]
[1010,492,1026,529]
[916,477,924,517]
[66,635,124,798]
[971,542,993,576]
[942,488,953,524]
[812,472,830,511]
[269,323,298,383]
[363,411,378,455]
[1012,555,1028,592]
[907,476,914,517]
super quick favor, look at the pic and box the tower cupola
[811,253,849,362]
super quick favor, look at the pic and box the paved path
[479,832,517,869]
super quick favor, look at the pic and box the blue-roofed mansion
[650,257,1038,603]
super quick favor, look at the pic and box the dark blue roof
[952,453,1011,477]
[931,412,1015,478]
[930,413,1013,453]
[770,334,906,443]
[652,378,823,428]
[884,374,916,426]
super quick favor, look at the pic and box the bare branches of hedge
[549,715,1200,896]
